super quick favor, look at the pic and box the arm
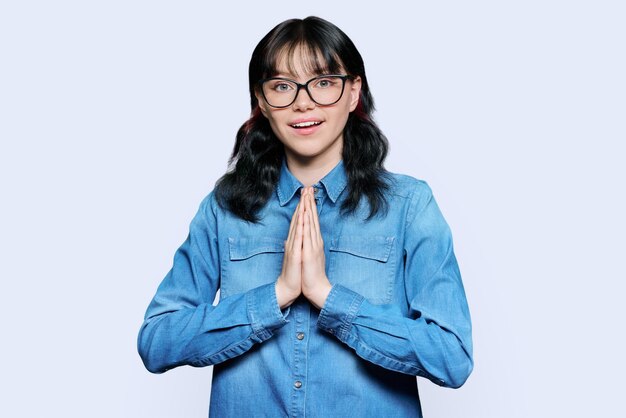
[137,192,289,374]
[317,181,473,388]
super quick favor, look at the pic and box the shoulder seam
[404,180,434,230]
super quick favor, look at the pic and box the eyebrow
[273,72,331,80]
[272,63,332,79]
[274,72,297,78]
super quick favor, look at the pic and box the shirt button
[294,380,302,389]
[296,332,305,340]
[313,187,319,196]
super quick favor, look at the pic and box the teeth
[291,121,321,128]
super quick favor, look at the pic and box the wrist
[304,281,332,310]
[275,279,299,309]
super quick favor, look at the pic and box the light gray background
[1,1,624,417]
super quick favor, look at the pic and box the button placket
[312,185,323,213]
[290,300,307,416]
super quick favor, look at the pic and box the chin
[292,143,332,157]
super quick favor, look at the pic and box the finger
[288,210,298,252]
[289,196,303,241]
[289,200,300,235]
[307,193,318,249]
[309,193,321,245]
[294,196,304,252]
[286,200,301,247]
[303,193,311,255]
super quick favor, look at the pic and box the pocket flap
[329,235,395,262]
[228,237,285,261]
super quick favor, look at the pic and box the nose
[292,86,316,111]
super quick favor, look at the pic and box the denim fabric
[138,157,473,418]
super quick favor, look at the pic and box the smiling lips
[290,118,323,129]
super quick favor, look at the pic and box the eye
[275,83,292,92]
[267,80,295,93]
[315,77,336,88]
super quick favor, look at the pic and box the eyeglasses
[258,74,354,108]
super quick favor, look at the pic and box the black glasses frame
[258,74,354,108]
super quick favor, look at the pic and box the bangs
[261,36,345,80]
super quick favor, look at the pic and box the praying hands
[275,186,332,309]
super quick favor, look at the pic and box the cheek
[330,104,352,127]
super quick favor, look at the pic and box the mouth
[289,121,323,129]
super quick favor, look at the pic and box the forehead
[271,43,342,79]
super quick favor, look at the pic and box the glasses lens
[308,76,345,105]
[262,79,298,108]
[262,76,347,107]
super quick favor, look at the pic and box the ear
[254,89,269,117]
[348,76,362,112]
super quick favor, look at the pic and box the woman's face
[255,48,361,167]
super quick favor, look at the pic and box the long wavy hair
[214,16,394,223]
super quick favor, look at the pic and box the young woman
[138,16,473,418]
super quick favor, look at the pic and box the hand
[275,189,305,309]
[301,187,332,309]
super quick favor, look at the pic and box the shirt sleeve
[317,181,473,388]
[137,191,290,374]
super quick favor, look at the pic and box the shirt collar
[276,156,348,206]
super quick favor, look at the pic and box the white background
[1,1,624,417]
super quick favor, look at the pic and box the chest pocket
[222,236,285,299]
[328,235,396,304]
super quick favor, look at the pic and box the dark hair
[214,16,394,222]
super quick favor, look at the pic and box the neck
[284,152,341,188]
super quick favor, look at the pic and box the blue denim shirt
[138,157,473,417]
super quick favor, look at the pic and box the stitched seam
[353,337,421,375]
[188,334,255,365]
[338,291,364,339]
[405,181,432,230]
[194,194,218,272]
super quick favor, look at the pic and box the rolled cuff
[317,284,364,340]
[246,282,290,341]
